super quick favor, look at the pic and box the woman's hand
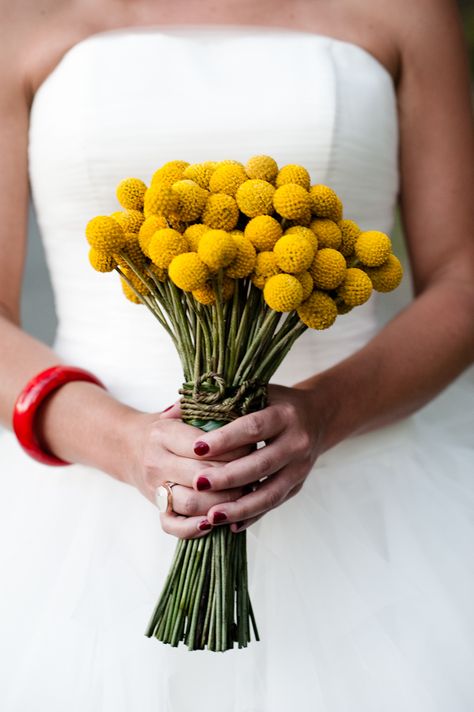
[124,404,252,539]
[189,384,322,533]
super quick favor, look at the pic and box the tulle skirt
[0,369,473,712]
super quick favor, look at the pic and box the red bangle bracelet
[12,365,106,466]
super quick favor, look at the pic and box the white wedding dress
[0,26,473,712]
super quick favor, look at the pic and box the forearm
[296,276,474,452]
[0,313,146,480]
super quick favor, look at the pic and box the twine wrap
[179,372,267,424]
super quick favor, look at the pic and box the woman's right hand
[124,404,252,539]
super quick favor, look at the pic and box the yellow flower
[198,229,237,270]
[116,177,147,211]
[264,273,304,312]
[119,267,150,295]
[338,219,361,257]
[148,263,167,282]
[274,234,315,273]
[309,248,347,289]
[121,278,143,304]
[226,234,257,278]
[245,155,279,183]
[85,215,126,254]
[209,164,247,196]
[202,193,239,230]
[151,160,189,186]
[297,291,338,330]
[363,254,403,292]
[138,215,169,256]
[286,209,312,227]
[273,183,311,220]
[119,232,148,267]
[218,159,245,169]
[88,248,116,273]
[284,225,318,252]
[143,182,179,218]
[275,164,311,190]
[236,179,275,217]
[337,268,373,306]
[148,228,189,269]
[111,209,145,234]
[193,277,235,305]
[336,301,354,315]
[172,179,208,221]
[251,251,282,289]
[309,185,343,221]
[310,218,342,249]
[295,271,313,300]
[355,231,392,267]
[184,223,209,251]
[169,252,210,291]
[182,161,217,189]
[244,215,282,251]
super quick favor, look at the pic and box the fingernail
[162,405,174,412]
[194,441,209,456]
[196,475,211,491]
[198,519,212,531]
[213,511,227,524]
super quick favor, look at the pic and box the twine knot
[179,372,267,424]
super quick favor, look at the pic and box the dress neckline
[32,24,395,103]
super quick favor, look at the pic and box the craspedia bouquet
[85,155,403,651]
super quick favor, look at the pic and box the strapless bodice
[28,26,399,411]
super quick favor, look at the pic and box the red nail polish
[198,519,212,531]
[194,441,209,456]
[213,511,227,524]
[196,476,211,491]
[162,405,174,412]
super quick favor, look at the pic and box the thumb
[159,401,183,419]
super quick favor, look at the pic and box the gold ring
[155,481,178,514]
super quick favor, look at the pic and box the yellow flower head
[116,177,147,211]
[274,234,315,273]
[364,254,403,292]
[309,248,347,289]
[193,276,235,305]
[309,185,343,221]
[284,225,318,252]
[337,267,373,306]
[88,248,116,273]
[184,223,209,251]
[151,160,189,186]
[172,179,208,221]
[111,209,145,235]
[236,179,276,217]
[355,231,392,267]
[86,215,126,254]
[244,215,282,251]
[119,267,150,296]
[295,271,314,300]
[287,209,312,227]
[198,229,238,270]
[143,182,180,218]
[297,291,338,330]
[218,159,245,169]
[138,215,168,256]
[121,278,142,304]
[264,273,304,312]
[209,164,247,196]
[245,155,279,183]
[251,251,282,289]
[337,301,354,315]
[169,252,210,291]
[226,234,257,278]
[119,232,148,267]
[273,183,311,220]
[148,228,189,269]
[182,161,217,189]
[275,165,311,190]
[310,218,342,250]
[202,193,240,230]
[148,263,167,283]
[338,219,361,257]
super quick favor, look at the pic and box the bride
[0,0,473,710]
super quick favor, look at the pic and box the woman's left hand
[191,384,323,532]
